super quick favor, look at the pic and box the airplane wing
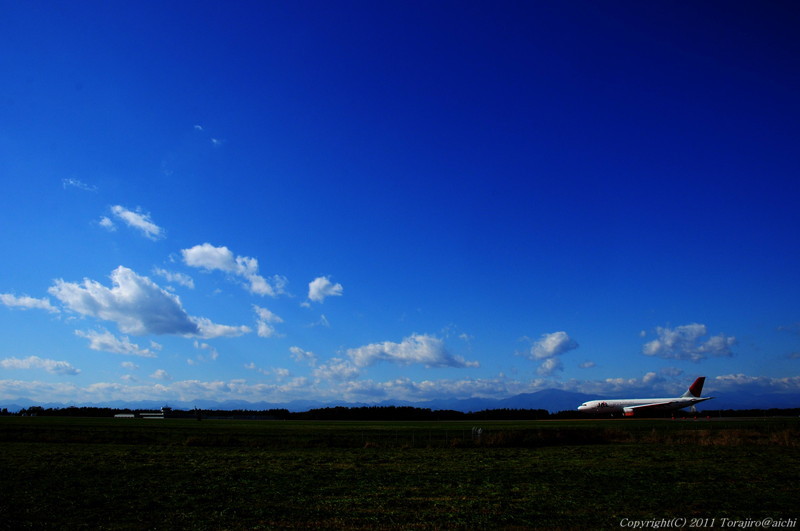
[622,397,712,417]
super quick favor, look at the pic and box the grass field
[1,417,798,529]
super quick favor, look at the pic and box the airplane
[577,377,713,417]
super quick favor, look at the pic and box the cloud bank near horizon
[2,372,798,408]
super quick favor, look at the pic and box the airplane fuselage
[578,397,711,416]
[577,377,713,417]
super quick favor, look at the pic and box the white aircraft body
[577,377,713,417]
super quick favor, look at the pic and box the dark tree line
[169,406,550,421]
[15,406,134,417]
[293,406,550,421]
[11,405,799,420]
[13,405,550,420]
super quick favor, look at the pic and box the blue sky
[2,1,799,407]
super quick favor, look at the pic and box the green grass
[1,417,798,529]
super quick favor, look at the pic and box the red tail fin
[684,377,705,398]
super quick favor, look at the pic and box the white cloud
[49,266,250,339]
[75,329,159,358]
[558,371,687,397]
[313,358,360,381]
[253,305,283,338]
[346,334,479,368]
[578,361,596,369]
[252,305,278,321]
[245,363,290,379]
[152,268,194,289]
[0,356,79,376]
[290,346,317,366]
[523,331,578,376]
[0,373,495,405]
[643,323,735,362]
[537,357,562,376]
[110,205,164,240]
[192,318,251,339]
[642,371,658,384]
[309,314,330,328]
[0,293,59,313]
[334,374,542,403]
[597,375,668,394]
[189,341,219,365]
[182,242,238,271]
[181,243,286,297]
[194,341,219,360]
[256,321,278,338]
[50,266,198,336]
[150,369,172,381]
[62,178,97,192]
[99,216,116,231]
[0,378,310,405]
[307,276,343,303]
[528,331,579,360]
[121,361,139,370]
[713,374,800,391]
[244,362,266,375]
[0,375,483,404]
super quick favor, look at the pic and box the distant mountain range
[3,388,799,413]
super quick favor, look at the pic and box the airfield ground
[1,416,797,529]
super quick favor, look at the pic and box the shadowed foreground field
[1,417,797,529]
